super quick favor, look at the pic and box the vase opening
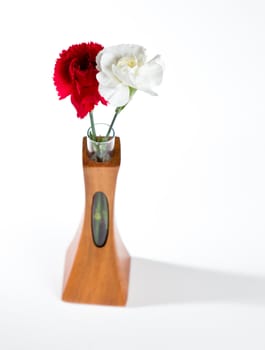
[87,123,115,162]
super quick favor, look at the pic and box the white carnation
[96,44,164,107]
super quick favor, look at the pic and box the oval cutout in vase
[91,192,109,247]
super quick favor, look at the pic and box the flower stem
[106,88,137,137]
[106,103,129,137]
[106,108,121,138]
[89,111,97,140]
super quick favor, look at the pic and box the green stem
[106,102,129,137]
[106,108,121,138]
[89,111,97,140]
[106,88,137,137]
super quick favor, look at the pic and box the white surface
[0,0,265,348]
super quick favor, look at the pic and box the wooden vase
[62,136,131,306]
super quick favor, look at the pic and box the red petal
[53,42,107,117]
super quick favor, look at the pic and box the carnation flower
[53,42,107,118]
[53,42,164,144]
[96,44,164,107]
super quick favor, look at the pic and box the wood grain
[62,137,131,306]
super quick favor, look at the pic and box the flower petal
[111,64,137,87]
[99,83,130,107]
[135,55,164,94]
[97,51,117,76]
[96,72,119,88]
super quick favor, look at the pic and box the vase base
[62,223,131,306]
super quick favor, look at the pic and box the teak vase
[62,136,131,306]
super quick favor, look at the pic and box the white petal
[96,72,119,88]
[108,44,146,61]
[112,64,137,87]
[95,50,103,70]
[97,52,117,77]
[99,83,130,107]
[135,55,164,94]
[97,44,146,70]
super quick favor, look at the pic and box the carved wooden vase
[62,134,131,306]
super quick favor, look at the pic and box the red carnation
[53,42,107,118]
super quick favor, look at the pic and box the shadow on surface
[127,257,265,307]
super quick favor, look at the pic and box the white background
[0,0,265,348]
